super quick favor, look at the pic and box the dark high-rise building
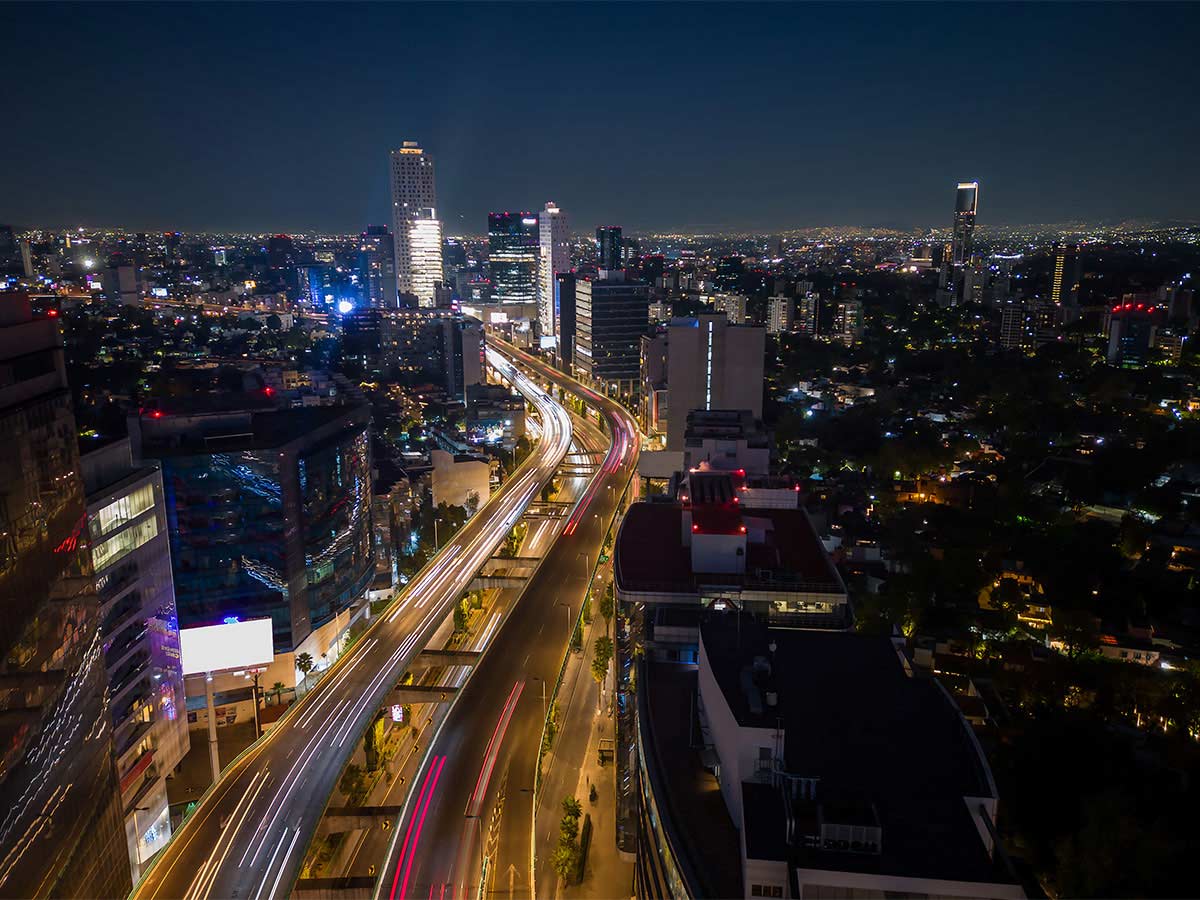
[0,292,131,899]
[267,233,297,270]
[130,401,375,654]
[358,225,397,308]
[574,270,650,395]
[556,272,577,371]
[342,308,483,400]
[1106,300,1160,368]
[488,213,539,304]
[1049,242,1081,309]
[951,181,978,267]
[638,254,665,286]
[596,225,623,270]
[716,255,744,290]
[0,225,22,277]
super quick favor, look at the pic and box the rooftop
[616,502,842,594]
[700,618,1015,887]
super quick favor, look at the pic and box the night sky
[2,2,1198,234]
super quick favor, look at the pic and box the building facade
[767,295,794,334]
[574,270,650,396]
[389,142,444,306]
[130,403,375,657]
[643,313,765,451]
[951,181,979,267]
[358,225,397,308]
[0,293,131,899]
[342,308,484,400]
[489,212,540,305]
[597,225,623,270]
[538,202,570,340]
[81,439,188,884]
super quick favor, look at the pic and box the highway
[372,338,641,900]
[130,347,572,900]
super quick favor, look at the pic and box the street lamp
[556,601,571,643]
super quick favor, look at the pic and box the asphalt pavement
[372,341,641,900]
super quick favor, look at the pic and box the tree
[297,652,315,685]
[598,583,615,633]
[269,681,286,705]
[265,313,283,331]
[990,578,1028,632]
[550,840,579,883]
[591,635,614,708]
[453,598,469,633]
[562,796,582,821]
[552,797,583,884]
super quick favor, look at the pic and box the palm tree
[296,652,315,688]
[269,681,286,705]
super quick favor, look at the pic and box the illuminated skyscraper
[538,202,570,340]
[389,142,444,306]
[409,211,444,308]
[596,225,623,270]
[0,292,131,899]
[488,212,539,304]
[358,225,397,308]
[951,181,978,267]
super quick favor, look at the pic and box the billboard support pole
[205,673,220,783]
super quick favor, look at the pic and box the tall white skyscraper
[538,202,570,341]
[389,141,444,306]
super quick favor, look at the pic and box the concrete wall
[698,635,783,827]
[430,449,490,510]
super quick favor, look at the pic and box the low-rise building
[633,620,1025,899]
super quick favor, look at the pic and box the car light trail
[398,755,447,900]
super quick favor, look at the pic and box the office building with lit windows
[358,225,397,308]
[390,142,444,306]
[1049,242,1081,311]
[489,212,540,305]
[538,202,570,341]
[951,181,978,267]
[130,400,375,660]
[0,292,131,900]
[81,438,188,885]
[767,295,794,334]
[574,269,650,396]
[597,225,623,270]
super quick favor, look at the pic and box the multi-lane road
[329,407,612,883]
[373,339,641,900]
[131,348,572,900]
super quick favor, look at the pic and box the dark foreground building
[0,293,130,899]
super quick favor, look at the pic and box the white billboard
[181,617,274,675]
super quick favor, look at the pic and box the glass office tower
[488,212,539,304]
[0,292,130,899]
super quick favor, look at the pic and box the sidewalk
[535,568,634,900]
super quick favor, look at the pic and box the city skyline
[2,3,1199,233]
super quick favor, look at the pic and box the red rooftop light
[264,386,274,397]
[739,525,747,534]
[692,524,700,533]
[151,410,163,419]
